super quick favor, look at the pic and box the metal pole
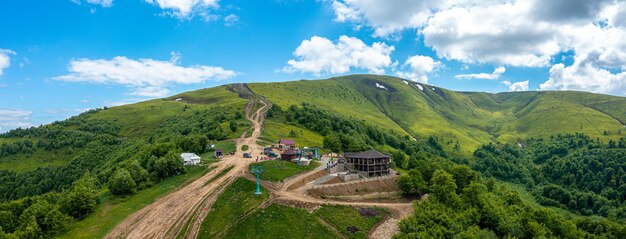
[255,171,261,195]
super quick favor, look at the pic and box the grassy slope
[314,205,387,239]
[0,148,81,173]
[223,204,340,239]
[260,119,324,147]
[249,160,320,182]
[89,86,248,138]
[250,75,626,154]
[61,166,209,239]
[1,86,248,174]
[198,178,269,239]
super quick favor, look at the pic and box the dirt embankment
[285,169,329,191]
[308,177,399,198]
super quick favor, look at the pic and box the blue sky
[1,0,625,131]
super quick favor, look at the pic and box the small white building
[180,153,201,166]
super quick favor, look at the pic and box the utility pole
[251,166,264,195]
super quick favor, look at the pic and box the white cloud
[0,108,32,132]
[455,67,505,80]
[423,2,562,67]
[0,49,16,77]
[285,35,394,75]
[223,14,239,27]
[540,62,626,95]
[71,0,113,7]
[55,54,236,98]
[395,55,442,83]
[327,0,626,96]
[145,0,220,19]
[331,0,439,37]
[503,80,529,92]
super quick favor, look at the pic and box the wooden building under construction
[344,150,391,177]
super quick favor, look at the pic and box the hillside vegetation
[2,75,626,238]
[250,75,626,154]
[0,86,249,238]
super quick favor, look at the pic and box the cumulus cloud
[327,0,626,96]
[503,80,529,92]
[540,61,626,95]
[455,67,505,80]
[145,0,220,19]
[0,108,32,132]
[331,0,439,37]
[395,55,442,83]
[285,35,394,75]
[423,2,562,67]
[54,54,236,97]
[223,14,239,27]
[71,0,113,7]
[0,49,16,77]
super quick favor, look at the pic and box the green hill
[248,75,626,153]
[1,74,626,238]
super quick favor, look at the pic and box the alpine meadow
[2,1,626,239]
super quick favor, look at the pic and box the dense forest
[272,104,626,238]
[268,103,447,161]
[472,134,626,220]
[0,106,243,238]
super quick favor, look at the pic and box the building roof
[181,153,201,159]
[344,150,390,159]
[279,139,295,145]
[282,149,296,155]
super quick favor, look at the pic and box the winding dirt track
[105,98,271,239]
[106,93,414,239]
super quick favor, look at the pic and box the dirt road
[105,92,413,239]
[105,98,271,239]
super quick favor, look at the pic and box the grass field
[0,147,82,172]
[210,139,237,155]
[250,160,320,182]
[222,204,340,239]
[60,166,210,239]
[250,75,626,155]
[314,205,388,239]
[241,144,249,151]
[198,178,270,239]
[89,86,247,138]
[261,119,324,147]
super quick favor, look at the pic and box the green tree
[430,170,460,206]
[450,165,479,193]
[323,134,342,153]
[108,168,136,196]
[19,200,71,236]
[229,120,238,133]
[153,152,186,180]
[392,150,408,169]
[397,169,427,196]
[62,173,99,219]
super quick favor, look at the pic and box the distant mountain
[245,75,626,153]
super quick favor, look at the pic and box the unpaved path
[105,88,414,239]
[105,98,271,239]
[270,164,416,239]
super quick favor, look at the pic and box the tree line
[0,104,242,238]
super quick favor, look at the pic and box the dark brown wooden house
[281,149,296,160]
[344,150,391,177]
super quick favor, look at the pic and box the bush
[108,169,136,196]
[62,174,98,219]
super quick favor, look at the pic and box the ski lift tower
[251,166,264,195]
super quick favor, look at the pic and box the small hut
[214,149,224,159]
[278,139,296,150]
